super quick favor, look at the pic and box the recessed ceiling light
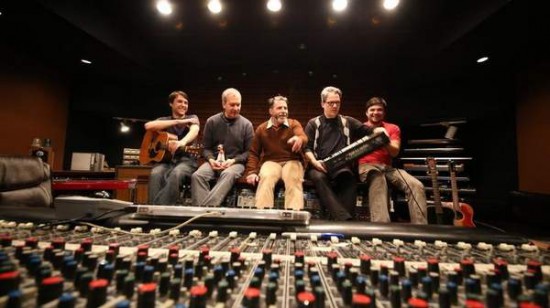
[208,0,222,14]
[156,0,173,16]
[383,0,400,11]
[267,0,282,12]
[332,0,348,12]
[476,56,489,63]
[80,59,92,64]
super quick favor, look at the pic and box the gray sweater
[201,113,254,165]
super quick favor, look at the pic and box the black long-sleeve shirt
[304,115,373,160]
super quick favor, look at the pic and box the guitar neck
[449,168,460,210]
[427,159,443,215]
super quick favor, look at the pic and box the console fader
[0,221,549,308]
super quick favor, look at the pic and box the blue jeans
[148,157,197,205]
[191,162,245,206]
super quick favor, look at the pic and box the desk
[53,170,115,180]
[115,165,151,204]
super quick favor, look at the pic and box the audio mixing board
[0,220,548,307]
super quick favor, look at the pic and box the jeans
[191,162,245,206]
[256,160,304,210]
[307,167,356,221]
[148,157,197,205]
[359,163,427,224]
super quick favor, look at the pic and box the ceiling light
[476,56,489,63]
[120,121,130,133]
[156,0,173,16]
[80,59,92,64]
[267,0,282,12]
[208,0,222,14]
[332,0,348,12]
[383,0,400,11]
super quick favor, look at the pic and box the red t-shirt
[358,121,400,166]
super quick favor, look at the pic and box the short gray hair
[221,88,242,103]
[320,86,342,103]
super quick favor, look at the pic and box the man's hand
[246,174,259,186]
[220,159,236,169]
[287,136,303,153]
[209,158,224,171]
[310,159,327,173]
[373,127,388,136]
[168,140,182,154]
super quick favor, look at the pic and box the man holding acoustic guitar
[191,88,254,207]
[358,97,428,224]
[144,91,200,205]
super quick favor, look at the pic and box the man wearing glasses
[245,96,308,210]
[304,86,384,220]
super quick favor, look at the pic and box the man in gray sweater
[191,88,254,206]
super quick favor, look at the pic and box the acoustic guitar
[139,131,202,165]
[448,160,476,227]
[426,157,455,225]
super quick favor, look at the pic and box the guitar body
[139,131,177,165]
[448,160,476,228]
[426,202,456,225]
[140,131,202,165]
[453,202,476,227]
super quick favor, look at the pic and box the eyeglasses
[325,101,341,106]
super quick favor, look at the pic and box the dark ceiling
[0,0,543,86]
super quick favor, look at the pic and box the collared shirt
[245,118,308,175]
[266,118,290,130]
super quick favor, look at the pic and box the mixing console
[0,221,548,307]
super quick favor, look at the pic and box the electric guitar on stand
[139,131,202,165]
[426,157,455,225]
[448,160,476,227]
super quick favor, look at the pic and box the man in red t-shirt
[358,97,427,224]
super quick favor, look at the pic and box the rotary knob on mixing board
[460,258,476,278]
[393,256,406,276]
[297,291,316,307]
[427,257,440,274]
[360,254,371,275]
[80,238,93,252]
[0,235,12,247]
[189,285,208,307]
[326,251,338,271]
[262,249,273,267]
[108,243,121,255]
[0,270,20,296]
[242,287,261,308]
[51,238,65,250]
[38,276,64,305]
[88,279,109,307]
[230,247,241,263]
[25,237,38,248]
[352,293,372,307]
[407,297,429,308]
[527,260,543,283]
[295,251,305,264]
[137,282,157,308]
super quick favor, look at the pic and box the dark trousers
[307,167,357,221]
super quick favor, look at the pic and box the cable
[79,211,223,237]
[389,167,427,220]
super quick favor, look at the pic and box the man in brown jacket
[245,96,308,210]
